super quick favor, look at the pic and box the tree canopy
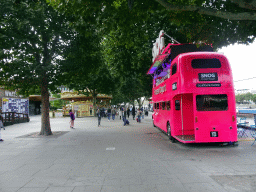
[2,0,256,133]
[155,0,256,21]
[47,0,256,105]
[0,0,76,135]
[48,0,256,49]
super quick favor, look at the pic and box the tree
[0,0,75,135]
[50,94,69,110]
[155,0,256,20]
[48,0,256,49]
[48,0,256,105]
[102,27,153,106]
[60,32,115,116]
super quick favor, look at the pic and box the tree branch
[155,0,256,20]
[231,0,256,11]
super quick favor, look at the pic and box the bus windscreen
[196,95,228,111]
[192,59,221,68]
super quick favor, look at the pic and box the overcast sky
[218,40,256,92]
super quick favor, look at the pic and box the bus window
[162,102,166,110]
[192,59,221,68]
[166,101,170,110]
[156,103,159,110]
[172,64,177,75]
[175,100,180,110]
[196,94,228,111]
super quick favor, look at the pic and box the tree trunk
[40,76,52,135]
[93,89,97,117]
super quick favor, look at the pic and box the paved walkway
[0,113,256,192]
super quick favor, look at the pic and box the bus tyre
[153,120,156,127]
[167,123,175,143]
[233,142,239,147]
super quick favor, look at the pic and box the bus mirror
[175,100,180,110]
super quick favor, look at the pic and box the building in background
[61,91,112,117]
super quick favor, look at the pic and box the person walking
[101,107,105,118]
[137,108,141,123]
[119,107,123,120]
[97,108,101,127]
[145,108,148,116]
[111,107,116,120]
[132,106,136,120]
[69,110,75,128]
[107,107,111,121]
[127,107,130,119]
[123,108,127,126]
[0,114,5,131]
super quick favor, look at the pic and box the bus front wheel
[167,123,175,143]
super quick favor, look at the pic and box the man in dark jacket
[127,107,130,119]
[132,106,136,120]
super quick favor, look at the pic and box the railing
[0,112,29,126]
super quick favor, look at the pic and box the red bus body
[149,45,237,144]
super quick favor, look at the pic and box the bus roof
[147,44,213,75]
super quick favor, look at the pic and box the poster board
[2,98,29,114]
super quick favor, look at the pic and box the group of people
[70,106,149,128]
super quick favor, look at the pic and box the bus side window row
[153,63,177,87]
[154,101,171,110]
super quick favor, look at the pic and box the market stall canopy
[29,95,56,102]
[61,92,112,101]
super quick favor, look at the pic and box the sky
[218,40,256,92]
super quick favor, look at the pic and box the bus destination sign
[196,83,221,87]
[199,73,218,81]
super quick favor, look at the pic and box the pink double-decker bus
[148,34,237,144]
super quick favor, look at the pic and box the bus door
[173,95,183,137]
[181,94,195,141]
[173,94,195,141]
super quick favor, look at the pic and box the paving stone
[1,114,255,192]
[17,187,47,192]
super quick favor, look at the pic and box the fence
[0,112,29,126]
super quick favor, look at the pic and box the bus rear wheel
[153,117,156,127]
[167,123,175,143]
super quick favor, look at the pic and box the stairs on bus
[175,135,195,142]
